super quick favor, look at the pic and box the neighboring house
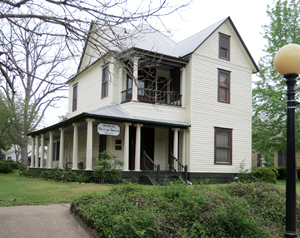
[27,17,258,183]
[2,147,18,161]
[274,151,300,168]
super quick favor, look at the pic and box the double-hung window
[102,65,109,98]
[218,69,230,103]
[215,128,232,165]
[219,33,230,60]
[72,83,78,111]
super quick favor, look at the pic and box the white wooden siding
[188,21,253,173]
[154,128,169,170]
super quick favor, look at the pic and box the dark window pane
[220,49,227,58]
[216,131,229,147]
[221,37,228,48]
[220,73,228,87]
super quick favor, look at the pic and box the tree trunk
[21,145,28,167]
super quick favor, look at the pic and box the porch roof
[27,104,190,137]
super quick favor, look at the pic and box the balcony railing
[121,88,182,106]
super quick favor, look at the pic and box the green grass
[0,172,109,207]
[275,180,300,193]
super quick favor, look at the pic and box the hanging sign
[97,123,120,136]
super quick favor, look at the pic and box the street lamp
[274,43,300,238]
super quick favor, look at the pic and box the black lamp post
[274,44,300,238]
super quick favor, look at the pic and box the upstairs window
[218,69,230,103]
[102,65,109,98]
[215,128,232,165]
[219,33,230,60]
[72,83,78,111]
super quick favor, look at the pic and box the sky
[42,0,273,127]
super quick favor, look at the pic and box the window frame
[218,69,230,103]
[72,83,78,112]
[214,127,232,165]
[219,33,230,61]
[115,139,122,150]
[101,64,109,99]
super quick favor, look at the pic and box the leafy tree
[253,0,300,156]
[0,95,13,152]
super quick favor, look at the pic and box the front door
[141,127,155,170]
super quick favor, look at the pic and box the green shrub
[276,166,286,180]
[252,167,277,184]
[71,182,272,237]
[0,161,14,173]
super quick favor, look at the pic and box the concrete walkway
[0,204,93,238]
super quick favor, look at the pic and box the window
[219,33,230,60]
[218,69,230,103]
[102,65,109,98]
[99,135,107,153]
[115,139,122,150]
[72,83,77,111]
[215,128,232,164]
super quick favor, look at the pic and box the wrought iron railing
[169,153,188,183]
[121,88,181,106]
[142,151,160,185]
[121,88,132,102]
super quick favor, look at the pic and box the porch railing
[121,88,181,106]
[169,153,188,184]
[142,150,160,185]
[121,88,132,102]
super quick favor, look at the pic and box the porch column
[30,136,34,168]
[40,134,45,168]
[72,123,80,170]
[172,128,180,170]
[123,122,131,171]
[59,128,66,169]
[48,131,54,168]
[86,118,95,171]
[132,57,139,102]
[182,129,186,166]
[134,124,143,171]
[180,67,186,107]
[35,135,39,168]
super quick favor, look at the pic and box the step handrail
[142,151,160,185]
[169,153,188,183]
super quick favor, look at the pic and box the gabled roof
[75,16,258,79]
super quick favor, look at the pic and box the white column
[72,123,80,170]
[173,128,180,170]
[134,124,143,171]
[85,118,95,170]
[48,131,54,168]
[123,122,131,171]
[30,136,34,168]
[118,66,123,103]
[180,67,186,107]
[132,57,139,101]
[35,135,39,168]
[40,134,45,168]
[182,129,186,166]
[59,128,66,169]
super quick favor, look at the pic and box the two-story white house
[28,17,258,183]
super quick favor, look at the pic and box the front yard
[0,172,109,207]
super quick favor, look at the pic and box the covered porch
[27,104,190,184]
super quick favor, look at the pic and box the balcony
[121,88,182,106]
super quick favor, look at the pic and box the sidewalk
[0,204,93,238]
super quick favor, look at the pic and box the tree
[252,0,300,156]
[0,19,73,166]
[0,0,192,92]
[0,95,13,152]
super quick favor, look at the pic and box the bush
[71,182,272,237]
[0,161,14,173]
[252,167,277,184]
[276,166,286,180]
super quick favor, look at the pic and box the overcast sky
[43,0,273,127]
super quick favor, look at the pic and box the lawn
[275,180,300,194]
[0,172,109,207]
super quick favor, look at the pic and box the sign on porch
[97,123,120,136]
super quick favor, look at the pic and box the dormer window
[219,33,230,60]
[102,65,109,99]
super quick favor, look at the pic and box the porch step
[139,172,184,186]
